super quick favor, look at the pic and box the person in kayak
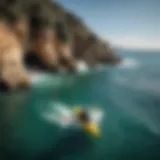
[73,106,100,137]
[76,109,90,123]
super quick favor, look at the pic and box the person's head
[77,110,90,123]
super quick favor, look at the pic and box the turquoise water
[1,49,160,160]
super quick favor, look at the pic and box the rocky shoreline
[0,0,121,91]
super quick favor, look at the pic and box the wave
[119,58,139,69]
[29,72,77,90]
[41,101,105,129]
[76,61,89,73]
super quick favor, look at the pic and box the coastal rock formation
[0,0,121,91]
[0,21,29,91]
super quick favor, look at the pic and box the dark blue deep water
[1,49,160,160]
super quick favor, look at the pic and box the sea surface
[1,49,160,160]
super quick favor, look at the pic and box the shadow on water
[37,129,93,160]
[0,91,30,160]
[3,129,93,160]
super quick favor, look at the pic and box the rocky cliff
[0,0,121,91]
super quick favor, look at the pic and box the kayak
[42,103,103,137]
[73,106,101,137]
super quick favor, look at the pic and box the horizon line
[104,36,160,51]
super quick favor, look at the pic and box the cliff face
[0,0,121,91]
[48,0,121,66]
[0,0,121,68]
[29,0,121,66]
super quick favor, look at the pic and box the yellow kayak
[73,106,100,137]
[82,122,100,137]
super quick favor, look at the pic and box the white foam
[76,61,89,73]
[42,102,74,128]
[29,71,49,83]
[29,71,72,89]
[42,102,105,129]
[88,108,104,125]
[119,58,139,69]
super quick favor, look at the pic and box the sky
[57,0,159,50]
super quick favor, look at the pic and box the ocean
[1,49,160,160]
